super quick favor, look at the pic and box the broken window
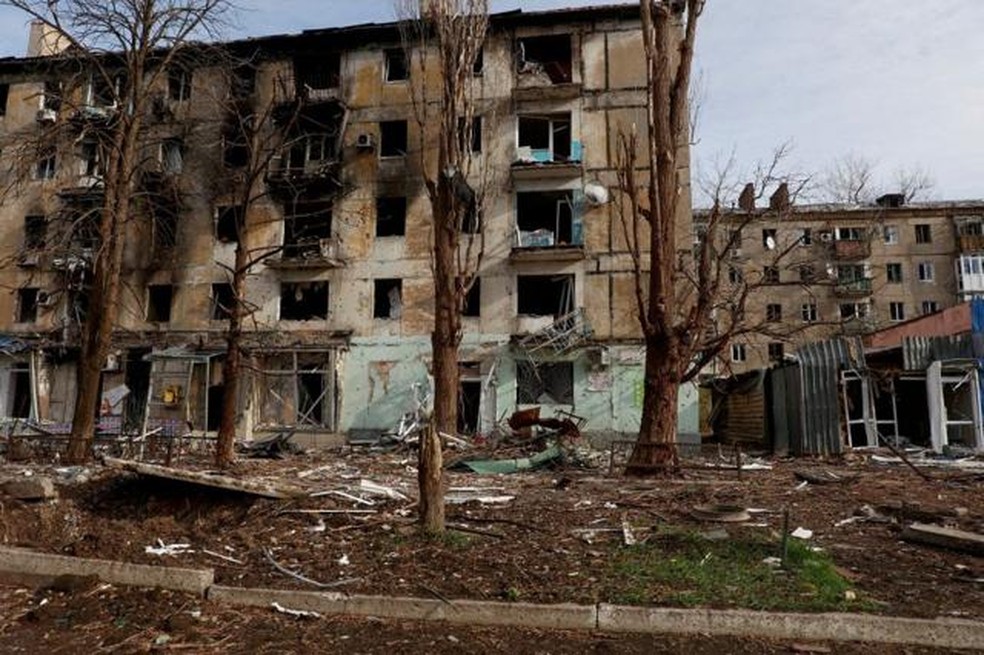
[379,120,407,157]
[80,140,100,177]
[88,73,119,107]
[35,149,55,180]
[516,114,575,163]
[516,34,572,84]
[915,224,932,244]
[516,361,573,405]
[517,274,574,317]
[384,48,409,82]
[515,190,581,248]
[295,53,340,94]
[766,303,782,322]
[16,288,39,323]
[280,282,329,320]
[160,137,184,174]
[7,363,31,419]
[168,67,191,101]
[257,351,335,429]
[146,284,173,322]
[211,283,234,320]
[373,278,402,319]
[839,302,870,320]
[69,206,100,249]
[24,214,46,250]
[799,264,816,283]
[472,46,484,76]
[768,342,785,362]
[152,200,179,252]
[284,201,332,258]
[215,205,242,244]
[799,228,812,246]
[230,63,256,97]
[222,129,249,168]
[457,116,482,154]
[762,228,777,248]
[376,196,406,237]
[42,79,61,111]
[463,278,480,317]
[0,83,8,116]
[883,225,899,244]
[922,300,939,315]
[287,133,333,172]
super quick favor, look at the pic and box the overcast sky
[0,0,981,200]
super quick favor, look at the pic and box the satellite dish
[583,182,610,206]
[765,235,777,251]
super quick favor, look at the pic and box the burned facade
[0,6,700,446]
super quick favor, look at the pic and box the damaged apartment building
[0,4,700,446]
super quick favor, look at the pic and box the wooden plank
[900,523,984,556]
[103,457,304,499]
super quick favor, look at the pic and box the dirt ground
[1,446,983,624]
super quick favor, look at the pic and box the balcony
[830,239,871,260]
[517,308,593,358]
[511,229,585,262]
[267,238,345,269]
[266,160,341,197]
[959,234,984,253]
[834,278,873,298]
[841,318,876,335]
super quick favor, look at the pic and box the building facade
[0,5,701,445]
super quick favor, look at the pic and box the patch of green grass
[607,530,873,612]
[433,529,472,549]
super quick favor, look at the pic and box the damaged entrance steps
[1,546,982,650]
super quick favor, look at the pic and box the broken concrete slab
[102,457,305,499]
[3,477,57,500]
[901,523,984,556]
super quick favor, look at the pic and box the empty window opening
[280,281,329,320]
[69,206,100,249]
[516,190,580,248]
[89,73,119,107]
[840,302,870,320]
[284,201,332,258]
[8,363,31,419]
[459,379,481,433]
[462,278,480,317]
[16,288,39,323]
[211,283,234,320]
[230,63,256,97]
[799,228,812,246]
[80,140,100,176]
[24,214,46,250]
[763,266,780,284]
[517,34,572,84]
[223,129,249,168]
[517,114,573,163]
[458,115,482,154]
[384,48,409,82]
[295,53,341,94]
[887,262,903,283]
[146,284,173,322]
[768,342,785,362]
[516,361,573,405]
[376,196,407,237]
[472,46,484,76]
[160,137,184,174]
[168,68,191,101]
[517,274,574,317]
[257,352,336,429]
[379,120,408,157]
[915,224,932,244]
[41,79,61,111]
[373,278,403,319]
[762,228,777,248]
[152,202,178,252]
[215,205,242,243]
[287,132,334,172]
[0,83,8,116]
[35,150,55,180]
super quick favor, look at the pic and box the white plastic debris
[358,479,409,501]
[604,502,618,509]
[145,539,194,556]
[271,602,321,619]
[337,554,350,566]
[790,527,813,540]
[308,519,326,533]
[762,556,782,567]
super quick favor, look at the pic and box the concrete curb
[1,548,983,649]
[0,546,214,596]
[207,586,596,630]
[596,604,984,650]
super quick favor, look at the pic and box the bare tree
[397,0,490,533]
[1,0,229,463]
[819,153,935,204]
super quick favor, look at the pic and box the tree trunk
[431,181,460,437]
[215,242,249,468]
[417,421,445,533]
[625,338,680,474]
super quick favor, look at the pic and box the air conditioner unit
[355,133,374,150]
[36,108,57,123]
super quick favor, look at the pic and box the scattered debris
[690,504,751,523]
[445,494,515,505]
[238,432,300,459]
[901,523,984,556]
[358,479,408,501]
[145,540,194,556]
[264,548,361,588]
[271,602,321,619]
[2,477,56,501]
[791,527,814,540]
[103,457,305,499]
[794,469,858,485]
[202,549,244,565]
[621,517,637,546]
[337,554,350,566]
[455,444,562,475]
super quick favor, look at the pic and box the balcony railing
[517,308,593,358]
[831,239,871,260]
[958,234,984,253]
[834,278,873,297]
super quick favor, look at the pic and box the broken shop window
[516,34,572,84]
[280,281,329,320]
[516,114,579,163]
[516,360,574,405]
[257,352,336,429]
[283,201,332,258]
[376,196,406,237]
[373,278,403,319]
[515,190,582,248]
[517,274,574,317]
[146,284,173,323]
